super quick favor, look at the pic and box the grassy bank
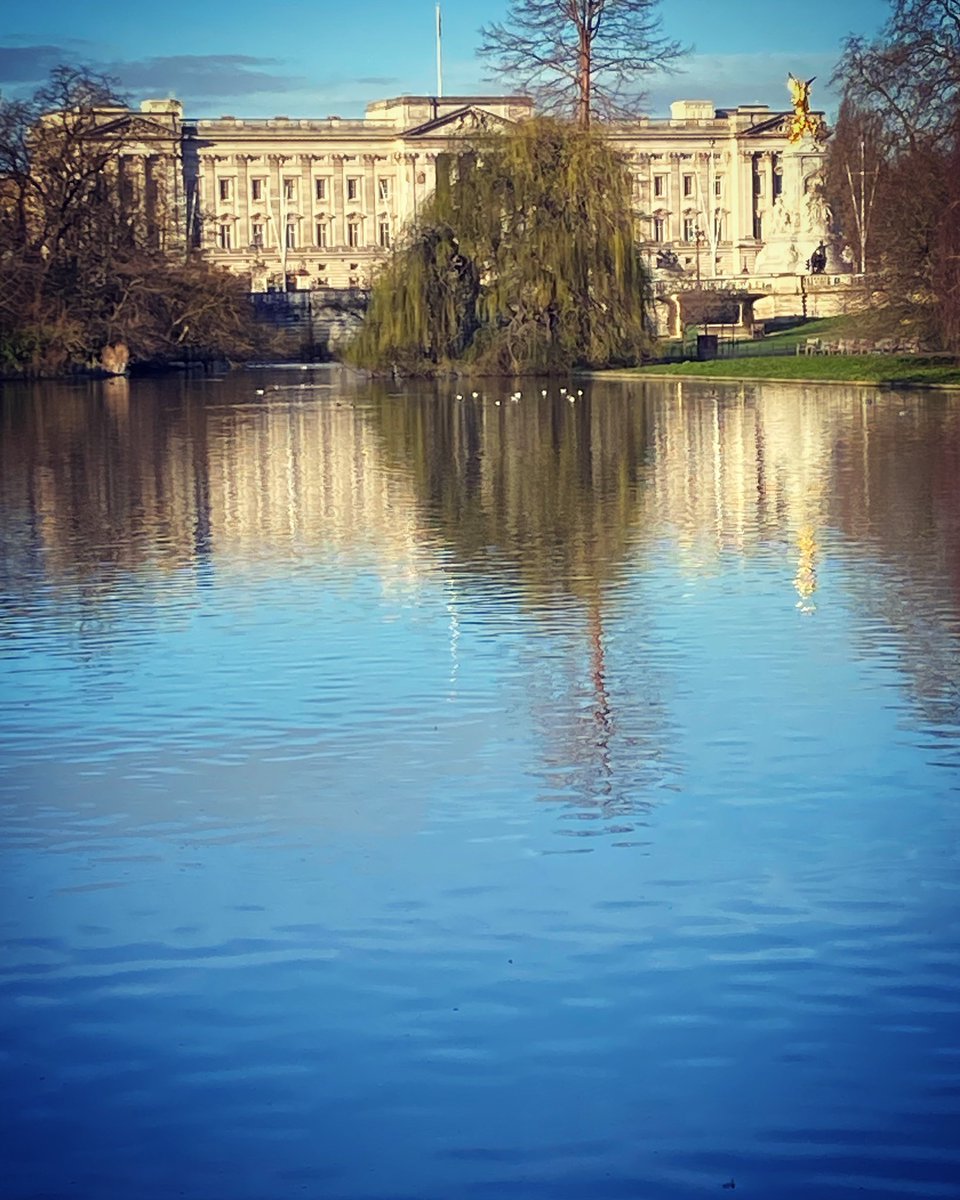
[610,353,960,388]
[610,314,960,388]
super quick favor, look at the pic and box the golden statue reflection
[794,525,819,614]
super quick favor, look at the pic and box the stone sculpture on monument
[755,74,843,275]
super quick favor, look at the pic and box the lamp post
[694,225,705,287]
[693,226,709,341]
[707,139,717,276]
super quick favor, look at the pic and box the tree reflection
[368,381,675,835]
[368,382,654,603]
[2,373,959,789]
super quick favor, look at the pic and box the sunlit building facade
[104,92,834,293]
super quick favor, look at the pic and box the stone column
[298,153,311,261]
[750,151,762,244]
[362,153,377,249]
[307,154,321,255]
[236,155,250,250]
[729,147,745,253]
[332,154,346,248]
[405,153,420,225]
[267,154,286,280]
[152,153,169,249]
[201,154,217,248]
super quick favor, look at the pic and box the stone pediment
[404,105,512,138]
[92,114,180,143]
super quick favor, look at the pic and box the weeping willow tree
[347,118,652,374]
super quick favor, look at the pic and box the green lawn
[659,316,857,360]
[616,353,960,387]
[756,315,857,350]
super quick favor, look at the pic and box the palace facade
[98,92,835,293]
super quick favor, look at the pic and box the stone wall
[250,288,368,359]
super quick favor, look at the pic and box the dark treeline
[827,0,960,352]
[0,66,270,377]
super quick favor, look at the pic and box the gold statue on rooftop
[787,74,825,143]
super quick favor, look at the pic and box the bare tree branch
[828,1,960,348]
[478,0,686,127]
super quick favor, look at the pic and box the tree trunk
[577,23,591,129]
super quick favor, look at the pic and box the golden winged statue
[787,73,825,143]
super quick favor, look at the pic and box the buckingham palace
[101,89,845,305]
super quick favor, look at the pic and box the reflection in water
[3,373,960,774]
[367,382,672,832]
[2,370,960,1200]
[5,374,958,616]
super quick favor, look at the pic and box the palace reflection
[0,375,428,605]
[2,374,958,740]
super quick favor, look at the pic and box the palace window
[377,177,391,201]
[285,221,297,249]
[217,223,233,250]
[682,174,694,199]
[653,216,666,242]
[682,216,696,242]
[714,213,723,241]
[251,178,264,202]
[714,175,723,198]
[218,178,233,202]
[347,177,360,201]
[347,220,361,248]
[251,222,264,248]
[379,221,391,248]
[316,222,328,248]
[315,177,327,201]
[283,178,297,202]
[753,213,763,239]
[653,174,666,198]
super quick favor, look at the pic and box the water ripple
[1,375,959,1199]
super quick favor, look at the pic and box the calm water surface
[1,368,959,1199]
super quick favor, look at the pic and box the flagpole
[436,4,443,98]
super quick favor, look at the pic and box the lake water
[1,367,959,1200]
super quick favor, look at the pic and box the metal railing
[653,337,800,362]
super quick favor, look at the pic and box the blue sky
[1,0,887,119]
